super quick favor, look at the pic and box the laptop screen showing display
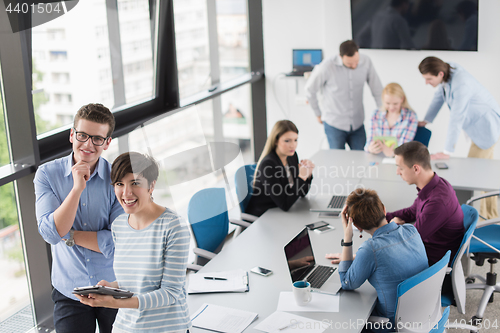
[284,228,316,282]
[292,49,322,71]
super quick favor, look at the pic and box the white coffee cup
[292,281,312,306]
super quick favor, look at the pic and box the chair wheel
[488,293,494,303]
[466,277,475,284]
[471,316,482,326]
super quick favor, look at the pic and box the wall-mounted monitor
[351,0,478,51]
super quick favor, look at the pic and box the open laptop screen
[293,49,323,71]
[284,228,316,282]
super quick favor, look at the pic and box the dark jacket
[246,150,313,217]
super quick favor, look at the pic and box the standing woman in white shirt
[418,56,500,219]
[76,152,191,333]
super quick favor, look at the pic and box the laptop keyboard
[306,266,336,289]
[328,195,347,209]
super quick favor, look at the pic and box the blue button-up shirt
[338,222,428,323]
[34,154,123,300]
[424,62,500,152]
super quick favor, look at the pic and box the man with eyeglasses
[34,103,123,333]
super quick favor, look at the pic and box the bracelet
[341,239,353,247]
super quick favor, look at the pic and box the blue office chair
[441,205,479,332]
[187,188,250,268]
[369,251,450,333]
[235,164,258,222]
[413,127,432,147]
[464,193,500,325]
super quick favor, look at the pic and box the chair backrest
[413,127,432,147]
[187,188,229,253]
[394,251,450,333]
[235,164,257,213]
[429,306,450,333]
[448,204,478,313]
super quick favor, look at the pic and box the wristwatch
[66,229,75,247]
[341,239,353,247]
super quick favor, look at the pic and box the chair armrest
[229,218,251,228]
[187,263,203,272]
[193,248,216,260]
[240,213,258,222]
[476,217,500,229]
[367,316,390,324]
[466,191,500,205]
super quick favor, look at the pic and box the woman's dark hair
[111,152,159,186]
[418,56,453,82]
[346,188,386,230]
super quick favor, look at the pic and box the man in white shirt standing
[305,40,383,150]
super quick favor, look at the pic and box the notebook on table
[284,228,341,295]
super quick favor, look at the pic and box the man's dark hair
[346,188,386,230]
[111,152,159,187]
[418,56,453,83]
[74,103,115,137]
[394,141,432,170]
[339,40,359,57]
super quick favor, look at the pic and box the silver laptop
[284,228,342,295]
[309,194,347,213]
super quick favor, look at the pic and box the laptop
[286,49,322,76]
[309,194,347,213]
[284,228,342,295]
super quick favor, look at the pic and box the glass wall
[173,0,211,100]
[0,182,31,326]
[0,63,11,168]
[32,0,156,136]
[216,0,250,82]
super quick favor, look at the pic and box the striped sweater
[111,208,191,332]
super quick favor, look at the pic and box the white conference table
[311,149,500,204]
[187,164,419,332]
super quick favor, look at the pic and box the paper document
[188,269,249,294]
[255,311,326,333]
[191,303,258,333]
[382,157,396,165]
[276,291,339,312]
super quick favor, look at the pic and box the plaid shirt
[365,108,418,151]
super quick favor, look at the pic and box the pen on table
[278,323,294,331]
[203,276,227,280]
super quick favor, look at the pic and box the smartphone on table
[250,266,273,276]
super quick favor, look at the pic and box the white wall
[262,0,500,160]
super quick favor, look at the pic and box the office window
[0,66,11,167]
[32,0,157,137]
[221,84,253,164]
[124,104,215,216]
[216,0,250,82]
[0,182,32,327]
[173,0,211,100]
[117,0,155,104]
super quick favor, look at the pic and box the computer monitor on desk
[286,49,322,76]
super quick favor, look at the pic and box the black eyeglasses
[73,128,108,146]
